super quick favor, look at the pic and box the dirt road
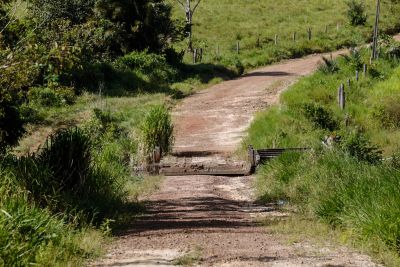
[97,175,378,266]
[94,49,384,266]
[172,50,345,155]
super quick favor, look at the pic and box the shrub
[341,131,382,164]
[373,96,400,128]
[390,150,400,170]
[318,57,339,74]
[234,58,245,76]
[19,104,44,124]
[38,128,92,194]
[341,48,363,70]
[28,87,76,107]
[303,103,338,131]
[6,127,126,220]
[141,105,174,156]
[346,0,367,26]
[30,0,95,26]
[0,167,101,266]
[94,0,183,55]
[0,90,25,154]
[115,50,179,83]
[56,86,76,105]
[28,87,62,107]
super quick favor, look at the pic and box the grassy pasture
[170,0,400,68]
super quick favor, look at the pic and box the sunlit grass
[169,0,400,69]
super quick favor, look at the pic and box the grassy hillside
[170,0,400,68]
[245,39,400,265]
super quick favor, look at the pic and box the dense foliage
[0,1,181,263]
[0,0,184,151]
[346,0,367,26]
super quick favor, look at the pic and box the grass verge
[245,40,400,265]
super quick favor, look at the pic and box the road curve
[172,50,345,155]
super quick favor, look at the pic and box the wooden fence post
[338,84,346,110]
[216,44,220,57]
[293,32,296,42]
[193,48,197,64]
[308,28,312,40]
[363,64,367,76]
[325,25,328,34]
[372,0,381,61]
[275,34,278,45]
[199,48,203,62]
[341,90,346,110]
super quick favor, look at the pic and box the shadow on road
[116,196,276,236]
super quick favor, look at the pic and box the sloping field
[170,0,400,67]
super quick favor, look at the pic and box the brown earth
[92,45,397,266]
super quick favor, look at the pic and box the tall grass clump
[141,105,174,156]
[0,167,104,266]
[6,127,128,222]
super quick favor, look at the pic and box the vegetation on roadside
[2,0,400,265]
[141,105,174,156]
[246,37,400,265]
[0,0,184,264]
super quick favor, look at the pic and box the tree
[0,89,25,154]
[346,0,367,26]
[29,0,95,26]
[94,0,181,56]
[175,0,201,51]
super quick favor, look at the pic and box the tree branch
[0,62,20,70]
[192,0,202,14]
[0,1,24,34]
[175,0,186,9]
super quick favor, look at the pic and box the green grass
[0,168,107,266]
[170,0,400,69]
[246,44,400,265]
